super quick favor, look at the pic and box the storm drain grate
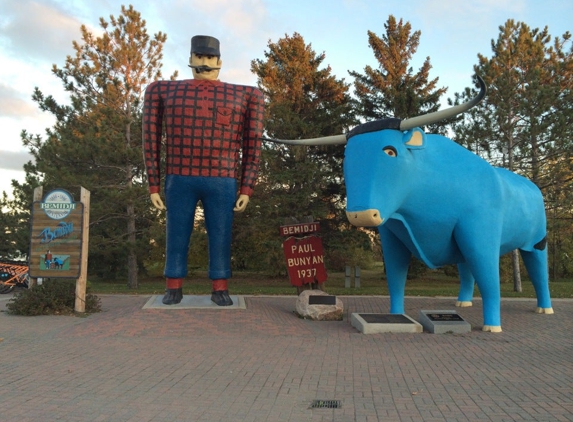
[310,399,341,409]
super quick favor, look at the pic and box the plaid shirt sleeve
[142,81,164,194]
[240,87,264,196]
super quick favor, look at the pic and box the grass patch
[88,269,573,299]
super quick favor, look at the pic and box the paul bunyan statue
[143,35,264,306]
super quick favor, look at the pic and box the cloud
[416,0,523,26]
[146,0,272,85]
[193,0,269,40]
[0,0,83,63]
[0,83,38,118]
[0,150,34,171]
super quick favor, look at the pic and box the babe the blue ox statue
[269,76,553,332]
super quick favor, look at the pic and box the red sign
[282,236,327,286]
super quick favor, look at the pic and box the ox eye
[383,146,397,157]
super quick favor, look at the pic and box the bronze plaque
[427,313,464,322]
[308,295,336,305]
[359,314,414,324]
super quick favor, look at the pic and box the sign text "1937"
[296,268,317,279]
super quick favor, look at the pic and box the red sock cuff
[212,279,228,291]
[166,277,183,289]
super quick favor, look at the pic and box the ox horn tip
[399,74,487,131]
[263,134,348,146]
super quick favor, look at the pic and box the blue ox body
[268,76,553,332]
[344,119,553,332]
[268,75,553,332]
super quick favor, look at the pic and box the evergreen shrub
[6,279,101,316]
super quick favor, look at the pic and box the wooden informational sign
[29,189,85,278]
[280,222,327,287]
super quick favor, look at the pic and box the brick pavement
[0,293,571,422]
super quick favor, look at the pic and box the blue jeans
[164,175,236,280]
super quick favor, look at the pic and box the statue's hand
[150,193,166,210]
[234,194,250,212]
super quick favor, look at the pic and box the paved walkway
[0,293,571,421]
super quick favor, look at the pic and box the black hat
[190,35,220,56]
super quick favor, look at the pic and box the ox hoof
[456,301,472,308]
[482,325,502,333]
[535,307,554,314]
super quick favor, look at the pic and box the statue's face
[189,53,222,80]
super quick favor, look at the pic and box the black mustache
[188,65,221,73]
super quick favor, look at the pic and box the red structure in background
[280,222,327,292]
[0,261,29,293]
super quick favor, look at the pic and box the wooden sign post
[76,187,90,312]
[29,187,90,312]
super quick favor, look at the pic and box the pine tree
[0,163,42,260]
[349,16,448,277]
[451,20,573,281]
[15,5,176,287]
[349,15,447,132]
[239,32,363,274]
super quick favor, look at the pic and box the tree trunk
[127,202,138,289]
[512,249,522,292]
[506,131,522,291]
[125,117,138,289]
[551,205,556,281]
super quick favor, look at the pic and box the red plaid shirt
[143,79,264,196]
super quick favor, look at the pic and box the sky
[1,0,572,197]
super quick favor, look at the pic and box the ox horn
[262,134,347,146]
[263,75,486,145]
[399,75,486,131]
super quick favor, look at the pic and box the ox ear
[403,129,426,150]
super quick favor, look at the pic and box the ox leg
[456,262,475,307]
[468,259,503,332]
[455,226,502,332]
[519,248,553,314]
[379,226,411,314]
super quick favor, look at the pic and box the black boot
[162,287,183,305]
[211,290,233,306]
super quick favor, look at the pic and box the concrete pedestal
[351,313,422,334]
[143,295,246,310]
[418,310,471,334]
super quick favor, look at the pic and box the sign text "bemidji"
[279,222,320,237]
